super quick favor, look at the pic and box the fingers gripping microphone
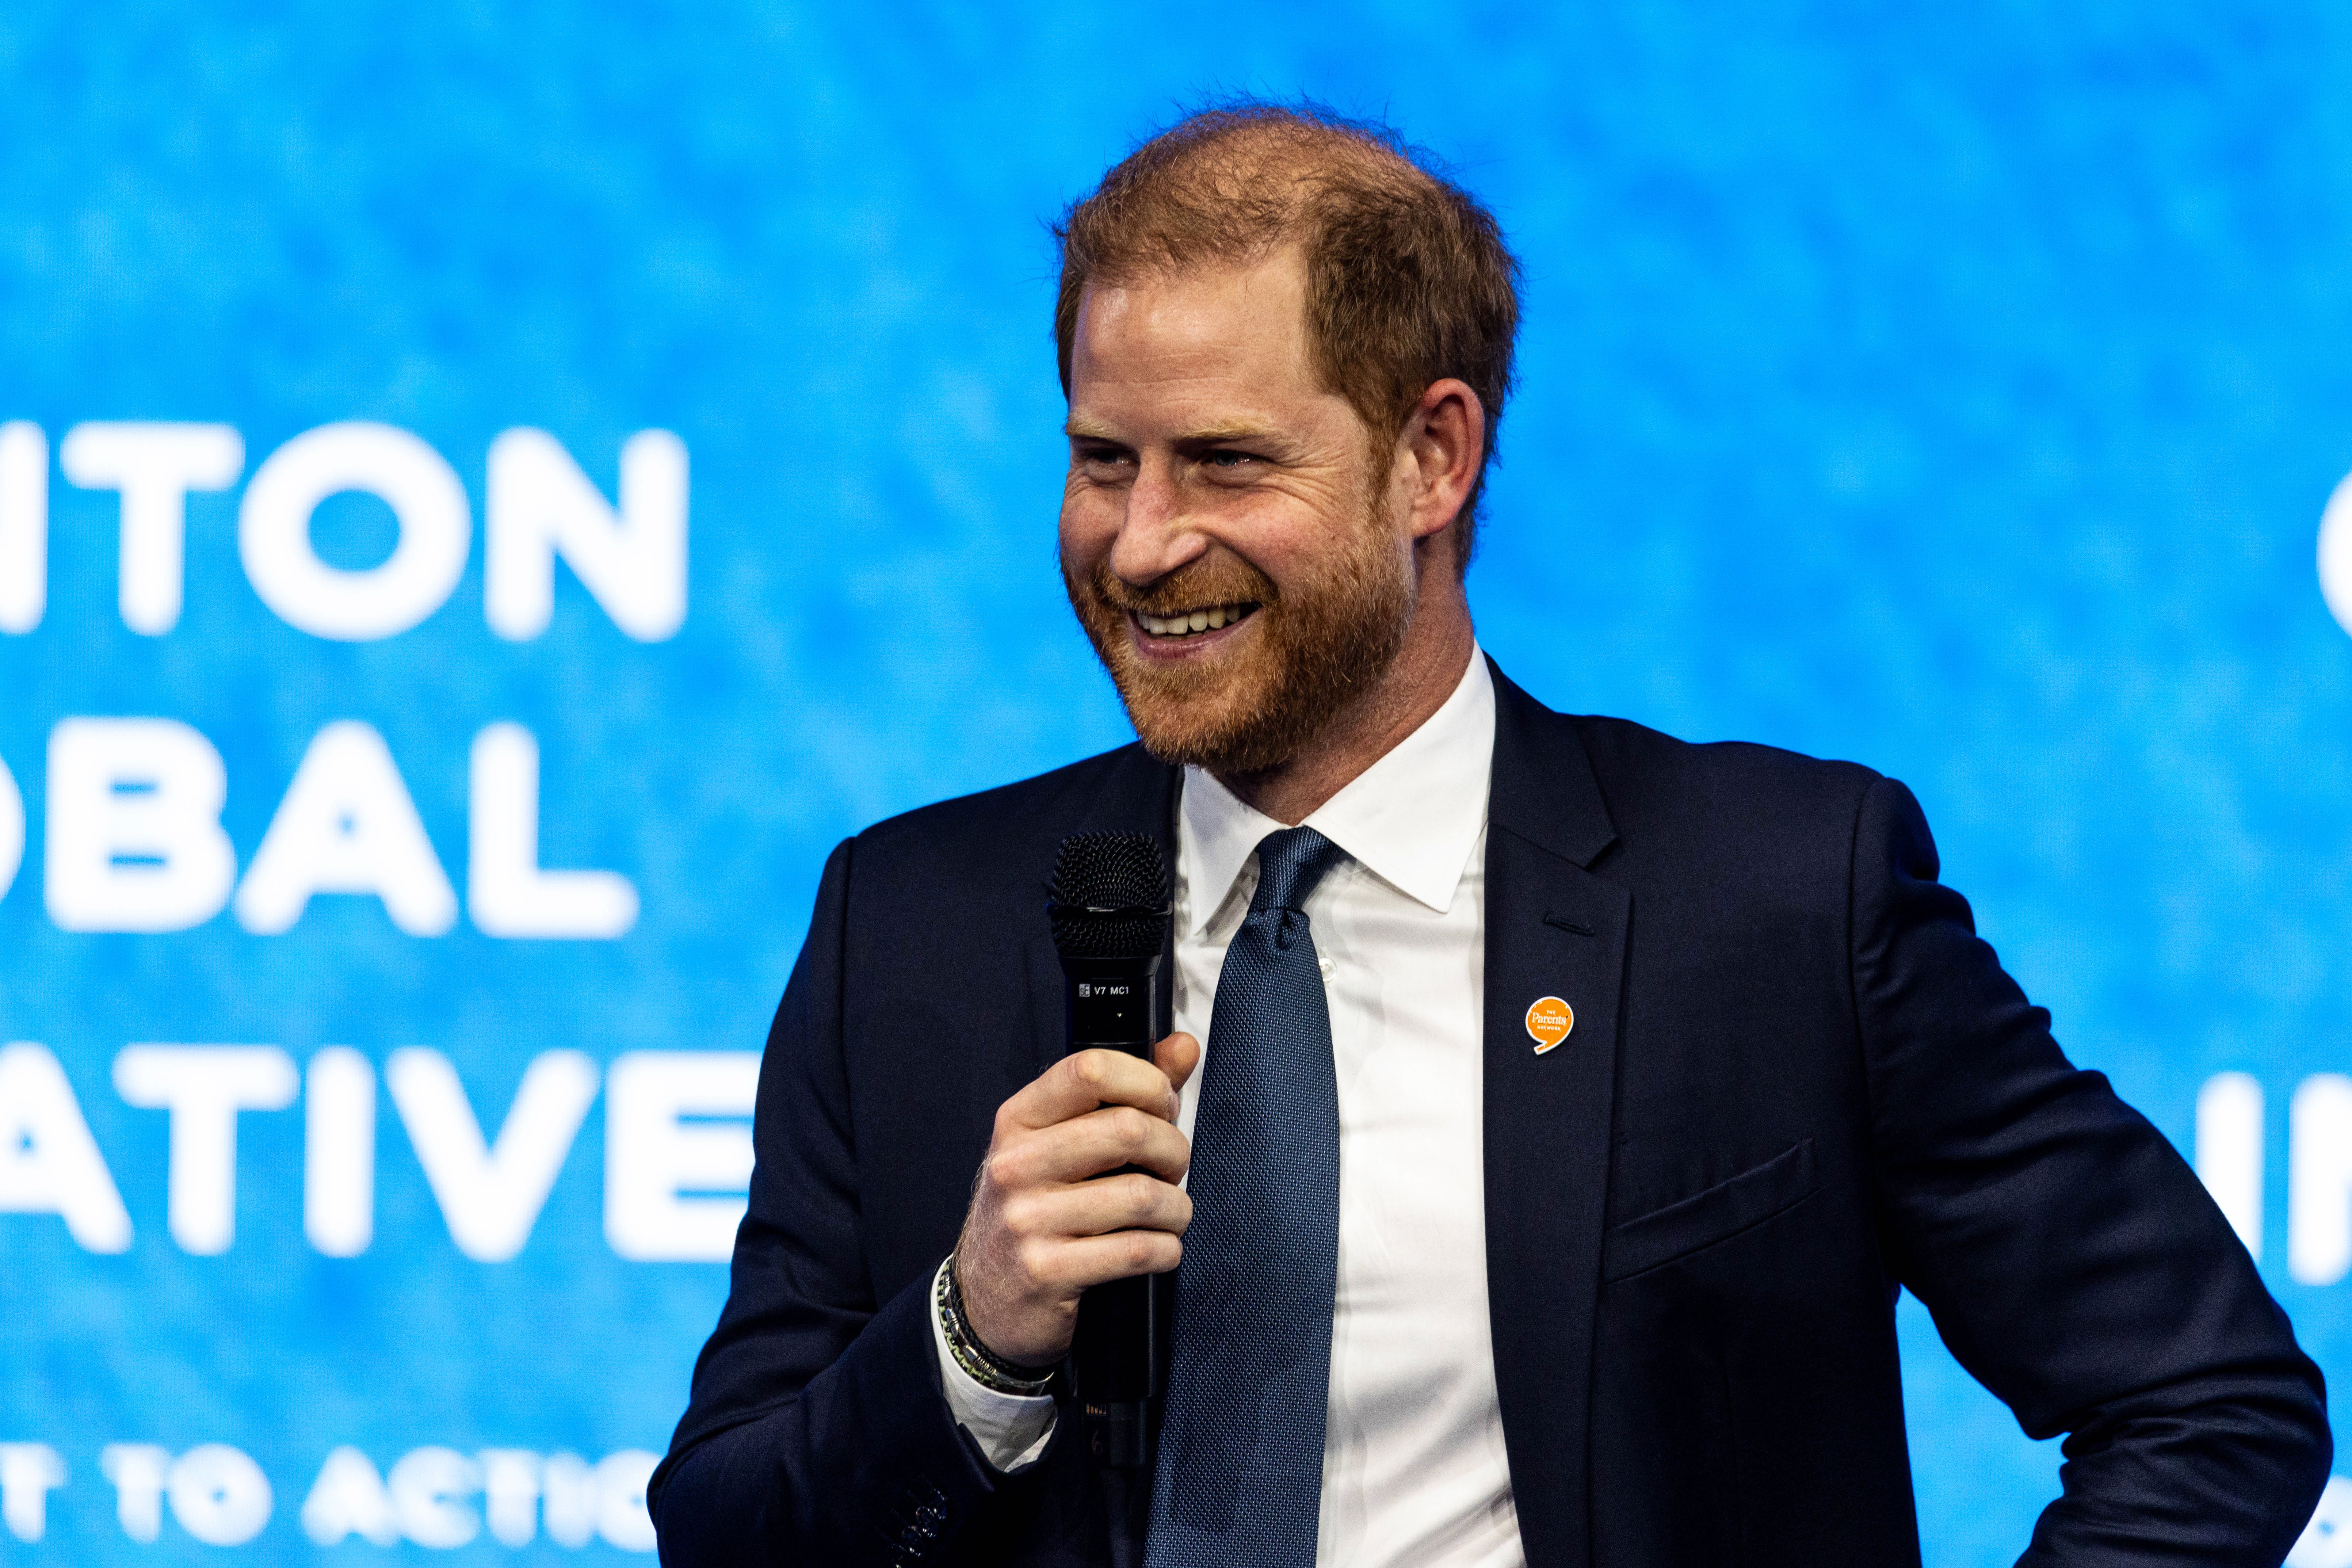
[1047,832,1175,1475]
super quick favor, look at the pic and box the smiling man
[650,106,2328,1568]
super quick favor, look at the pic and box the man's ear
[1398,378,1485,546]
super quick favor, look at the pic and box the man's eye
[1206,450,1255,469]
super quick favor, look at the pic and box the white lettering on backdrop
[44,717,238,933]
[0,421,47,633]
[0,420,687,640]
[1,1441,658,1551]
[98,1443,273,1548]
[299,1443,661,1551]
[384,1047,602,1263]
[2291,1074,2352,1286]
[2322,467,2352,639]
[57,422,244,636]
[232,720,460,936]
[0,1443,65,1543]
[0,745,20,907]
[303,1046,375,1258]
[486,427,688,641]
[0,1044,132,1250]
[0,424,674,931]
[96,1445,170,1544]
[2196,1070,2264,1256]
[604,1050,763,1261]
[239,421,471,640]
[0,1046,756,1262]
[34,718,632,938]
[111,1046,301,1255]
[469,722,639,938]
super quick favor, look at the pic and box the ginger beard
[1062,480,1416,778]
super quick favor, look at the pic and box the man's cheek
[1056,520,1112,596]
[1054,516,1093,571]
[1057,483,1117,546]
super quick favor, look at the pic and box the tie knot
[1248,826,1346,915]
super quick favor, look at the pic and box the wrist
[936,1256,1059,1396]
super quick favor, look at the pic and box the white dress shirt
[937,648,1523,1568]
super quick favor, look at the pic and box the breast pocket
[1601,1139,1820,1282]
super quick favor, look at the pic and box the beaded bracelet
[935,1256,1058,1396]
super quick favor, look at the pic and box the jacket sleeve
[1853,777,2330,1565]
[648,838,1018,1567]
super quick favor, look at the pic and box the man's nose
[1107,458,1207,585]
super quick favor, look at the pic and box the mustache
[1073,555,1277,618]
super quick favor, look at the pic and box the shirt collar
[1177,647,1496,936]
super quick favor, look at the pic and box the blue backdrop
[5,3,2352,1562]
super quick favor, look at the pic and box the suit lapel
[1482,660,1625,1568]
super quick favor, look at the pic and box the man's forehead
[1066,252,1337,437]
[1076,251,1305,353]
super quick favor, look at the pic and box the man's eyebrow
[1061,421,1282,445]
[1174,426,1280,447]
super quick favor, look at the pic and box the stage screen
[3,4,2350,1563]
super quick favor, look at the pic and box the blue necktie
[1145,826,1348,1568]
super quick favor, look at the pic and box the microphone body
[1047,833,1177,1474]
[1064,953,1174,1470]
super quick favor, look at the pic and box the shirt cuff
[929,1260,1057,1472]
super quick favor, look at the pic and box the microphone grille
[1047,832,1171,959]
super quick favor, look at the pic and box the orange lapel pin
[1526,996,1574,1054]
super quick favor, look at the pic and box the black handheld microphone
[1046,831,1175,1474]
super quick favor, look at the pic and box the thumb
[1154,1031,1202,1104]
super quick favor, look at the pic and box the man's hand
[953,1033,1200,1367]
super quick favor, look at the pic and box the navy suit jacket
[650,662,2329,1567]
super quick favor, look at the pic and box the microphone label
[1062,957,1165,1052]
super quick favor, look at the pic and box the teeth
[1139,604,1252,638]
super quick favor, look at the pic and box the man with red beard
[651,107,2327,1568]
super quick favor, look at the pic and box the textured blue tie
[1145,826,1349,1568]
